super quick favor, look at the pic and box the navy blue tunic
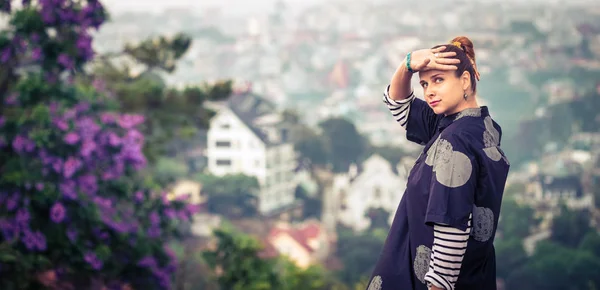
[367,92,510,290]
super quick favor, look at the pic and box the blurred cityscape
[2,0,600,289]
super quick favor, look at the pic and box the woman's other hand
[408,46,460,72]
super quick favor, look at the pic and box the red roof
[266,220,325,254]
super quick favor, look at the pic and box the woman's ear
[460,71,471,92]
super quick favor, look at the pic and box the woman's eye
[434,78,443,83]
[421,83,428,88]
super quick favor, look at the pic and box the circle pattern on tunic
[414,245,432,284]
[483,116,500,148]
[455,107,482,121]
[426,138,472,188]
[483,147,502,161]
[471,206,494,242]
[367,275,383,290]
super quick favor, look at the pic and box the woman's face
[419,69,471,116]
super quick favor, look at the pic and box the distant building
[330,154,411,232]
[206,92,298,215]
[262,219,332,269]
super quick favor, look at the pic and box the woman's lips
[429,100,441,107]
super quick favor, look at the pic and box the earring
[463,92,468,100]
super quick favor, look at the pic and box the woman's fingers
[435,57,460,65]
[414,57,431,71]
[431,46,446,53]
[434,51,457,58]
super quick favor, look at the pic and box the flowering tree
[0,1,196,289]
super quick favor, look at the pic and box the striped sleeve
[424,214,472,290]
[382,84,415,128]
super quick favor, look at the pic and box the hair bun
[450,36,480,81]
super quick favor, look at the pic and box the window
[216,141,231,148]
[220,123,230,129]
[280,128,289,142]
[216,159,231,166]
[373,186,381,199]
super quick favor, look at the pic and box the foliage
[550,204,592,248]
[334,226,386,286]
[504,240,600,289]
[294,185,322,219]
[202,227,339,290]
[90,32,232,167]
[365,207,390,231]
[497,197,540,239]
[0,1,197,289]
[499,202,600,289]
[196,174,260,218]
[293,117,367,173]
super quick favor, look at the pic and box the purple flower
[41,9,55,24]
[57,53,74,70]
[80,140,97,158]
[35,182,44,191]
[60,180,78,200]
[75,102,90,113]
[137,256,157,268]
[134,191,144,203]
[5,194,19,211]
[52,158,63,173]
[21,229,37,250]
[165,209,176,220]
[0,220,19,241]
[186,204,201,215]
[63,109,76,120]
[149,212,160,226]
[50,202,66,223]
[0,116,5,127]
[77,174,98,195]
[107,132,120,147]
[31,47,42,61]
[93,196,112,209]
[16,208,30,227]
[100,112,116,124]
[84,252,103,270]
[52,117,69,131]
[1,47,11,63]
[30,33,39,43]
[147,226,161,239]
[76,33,94,60]
[63,132,80,144]
[34,231,47,251]
[76,117,100,139]
[63,157,82,178]
[66,227,77,242]
[118,114,145,129]
[12,135,35,153]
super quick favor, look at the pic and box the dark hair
[432,36,480,93]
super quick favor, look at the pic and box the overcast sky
[101,0,324,16]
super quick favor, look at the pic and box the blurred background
[1,0,600,289]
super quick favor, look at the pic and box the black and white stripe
[424,214,472,290]
[382,85,415,128]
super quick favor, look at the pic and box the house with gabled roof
[206,91,298,215]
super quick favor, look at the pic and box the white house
[331,154,411,232]
[206,92,298,215]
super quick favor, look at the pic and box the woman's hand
[407,46,460,72]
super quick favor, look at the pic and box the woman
[367,36,510,290]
